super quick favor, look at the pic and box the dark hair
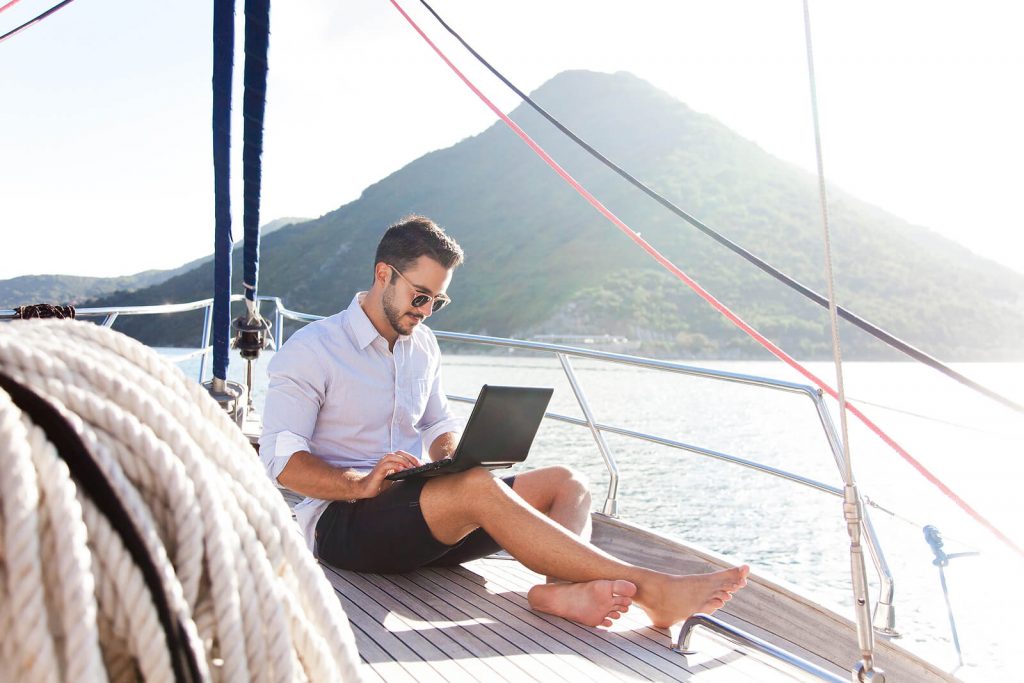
[374,215,464,274]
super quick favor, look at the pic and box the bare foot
[638,565,749,628]
[527,579,637,628]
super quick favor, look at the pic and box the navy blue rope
[212,0,235,381]
[242,0,271,304]
[416,0,1024,416]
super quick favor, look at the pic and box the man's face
[381,255,454,337]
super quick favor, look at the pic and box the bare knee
[552,465,590,499]
[443,467,508,503]
[530,465,590,510]
[420,468,511,543]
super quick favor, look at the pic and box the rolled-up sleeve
[259,338,325,482]
[417,353,463,454]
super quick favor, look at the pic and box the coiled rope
[0,319,362,682]
[387,0,1024,561]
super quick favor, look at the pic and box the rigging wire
[387,0,1024,561]
[802,0,853,487]
[415,0,1024,418]
[801,2,878,676]
[0,0,75,45]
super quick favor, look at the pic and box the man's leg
[424,467,590,569]
[509,465,592,539]
[420,468,748,629]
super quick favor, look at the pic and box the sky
[1,0,1022,281]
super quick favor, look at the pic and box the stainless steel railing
[270,297,897,634]
[1,294,897,635]
[675,614,847,682]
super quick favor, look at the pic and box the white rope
[0,319,363,682]
[0,391,60,683]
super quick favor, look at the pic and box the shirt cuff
[420,417,464,457]
[264,430,310,482]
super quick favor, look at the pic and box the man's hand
[278,449,421,501]
[356,450,421,499]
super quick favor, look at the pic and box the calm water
[170,348,1024,681]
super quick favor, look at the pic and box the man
[260,215,747,628]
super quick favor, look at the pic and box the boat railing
[675,613,847,682]
[0,294,898,636]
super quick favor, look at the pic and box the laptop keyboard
[387,458,453,480]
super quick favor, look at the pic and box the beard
[382,285,424,337]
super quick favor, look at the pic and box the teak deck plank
[477,559,720,679]
[471,560,703,679]
[322,556,824,682]
[410,565,641,681]
[285,490,953,682]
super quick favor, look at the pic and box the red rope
[387,0,1024,560]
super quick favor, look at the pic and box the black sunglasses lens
[431,298,448,313]
[411,294,430,308]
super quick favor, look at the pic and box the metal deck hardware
[675,613,847,682]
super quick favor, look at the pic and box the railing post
[198,302,214,383]
[811,390,898,638]
[274,308,284,349]
[556,353,619,516]
[862,508,898,637]
[676,614,847,682]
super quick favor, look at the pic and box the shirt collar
[347,291,411,350]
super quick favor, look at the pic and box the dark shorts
[315,473,516,574]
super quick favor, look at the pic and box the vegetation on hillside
[66,72,1024,359]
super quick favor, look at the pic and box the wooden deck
[277,485,955,682]
[322,556,823,682]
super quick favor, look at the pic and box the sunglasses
[388,265,452,313]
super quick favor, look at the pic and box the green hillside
[84,71,1023,360]
[0,217,310,309]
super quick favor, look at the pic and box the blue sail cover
[211,0,235,382]
[242,0,271,304]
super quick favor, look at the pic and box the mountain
[80,71,1023,359]
[0,217,311,309]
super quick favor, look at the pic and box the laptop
[385,384,553,481]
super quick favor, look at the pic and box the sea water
[168,348,1024,681]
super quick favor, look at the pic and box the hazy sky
[2,0,1022,280]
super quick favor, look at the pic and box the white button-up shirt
[259,292,462,550]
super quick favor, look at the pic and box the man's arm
[428,432,459,462]
[278,449,421,500]
[417,338,463,457]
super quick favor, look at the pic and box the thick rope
[212,0,236,382]
[0,319,363,682]
[242,0,270,306]
[13,304,76,320]
[388,0,1024,561]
